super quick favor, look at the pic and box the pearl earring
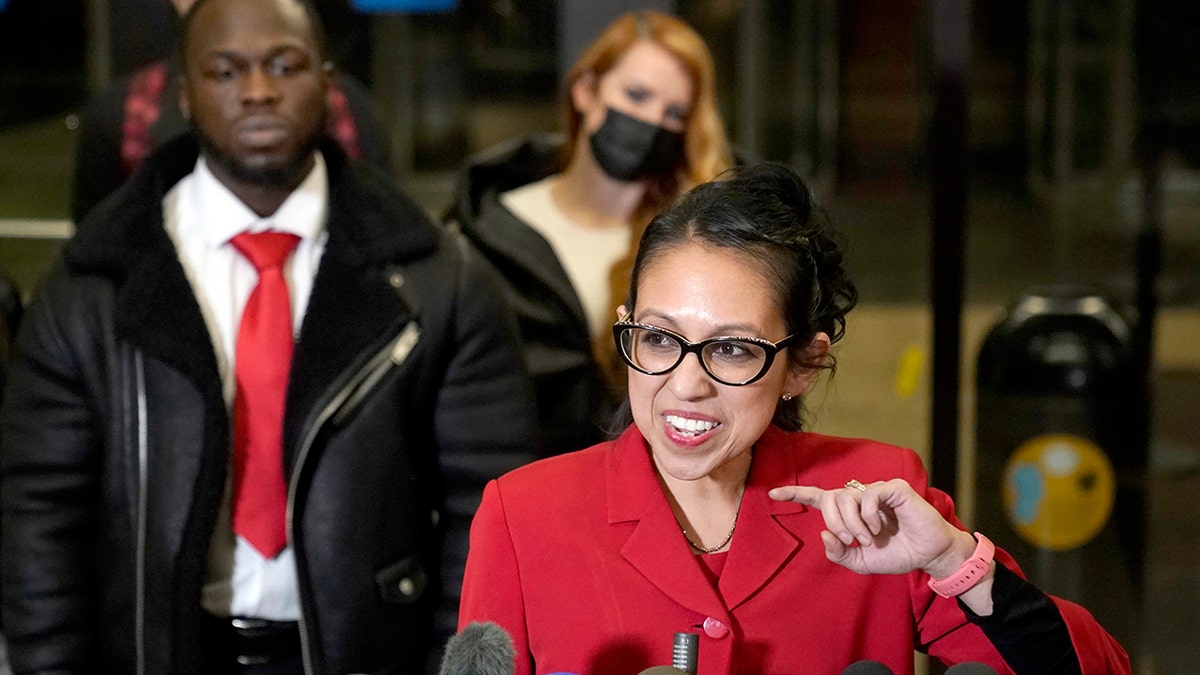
[781,393,793,401]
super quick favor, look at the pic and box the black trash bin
[975,286,1146,649]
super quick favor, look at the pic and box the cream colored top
[501,177,630,333]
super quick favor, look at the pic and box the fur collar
[67,133,438,276]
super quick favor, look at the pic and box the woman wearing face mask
[444,10,733,458]
[457,164,1131,674]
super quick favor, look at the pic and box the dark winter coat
[1,135,537,674]
[445,134,619,458]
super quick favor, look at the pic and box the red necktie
[231,231,301,558]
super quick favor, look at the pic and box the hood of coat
[444,132,565,230]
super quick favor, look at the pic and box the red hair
[560,11,733,387]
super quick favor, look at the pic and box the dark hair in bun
[626,161,858,431]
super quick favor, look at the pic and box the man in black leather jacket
[0,0,536,672]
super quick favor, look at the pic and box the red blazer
[459,425,1129,675]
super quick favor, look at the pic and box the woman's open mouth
[664,413,721,443]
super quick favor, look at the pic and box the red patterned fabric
[325,79,362,160]
[120,63,169,177]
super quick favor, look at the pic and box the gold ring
[844,479,867,492]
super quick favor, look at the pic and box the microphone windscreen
[637,668,690,675]
[841,661,896,675]
[944,664,1000,675]
[439,621,516,675]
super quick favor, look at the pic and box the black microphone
[841,661,896,674]
[944,664,1000,674]
[439,621,516,675]
[672,632,698,675]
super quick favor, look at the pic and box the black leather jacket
[0,136,537,674]
[444,134,620,458]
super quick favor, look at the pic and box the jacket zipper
[288,319,421,673]
[133,348,149,675]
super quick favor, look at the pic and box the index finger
[768,485,825,506]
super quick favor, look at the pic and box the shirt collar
[190,151,329,247]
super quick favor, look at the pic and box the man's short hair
[176,0,330,68]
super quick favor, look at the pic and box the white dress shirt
[162,153,329,620]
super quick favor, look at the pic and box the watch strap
[927,532,995,598]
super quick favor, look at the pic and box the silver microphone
[671,632,698,675]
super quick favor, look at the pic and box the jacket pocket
[375,555,428,605]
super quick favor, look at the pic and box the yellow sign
[894,345,926,399]
[1003,434,1115,551]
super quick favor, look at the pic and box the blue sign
[350,0,456,12]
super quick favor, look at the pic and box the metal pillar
[928,0,971,497]
[85,0,112,95]
[372,15,416,177]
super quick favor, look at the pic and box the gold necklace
[681,501,741,554]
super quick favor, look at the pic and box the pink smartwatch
[927,532,995,598]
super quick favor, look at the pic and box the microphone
[672,632,698,675]
[945,664,1000,674]
[841,661,895,674]
[636,631,698,675]
[439,621,516,675]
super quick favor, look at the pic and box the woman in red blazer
[459,163,1130,675]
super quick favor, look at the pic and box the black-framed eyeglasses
[612,315,794,386]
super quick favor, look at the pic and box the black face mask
[588,108,685,182]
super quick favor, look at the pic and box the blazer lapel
[65,143,234,621]
[282,252,411,459]
[605,426,821,615]
[609,428,728,619]
[280,152,436,468]
[720,428,810,611]
[67,135,224,401]
[116,246,223,396]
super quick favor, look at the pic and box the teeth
[665,415,718,435]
